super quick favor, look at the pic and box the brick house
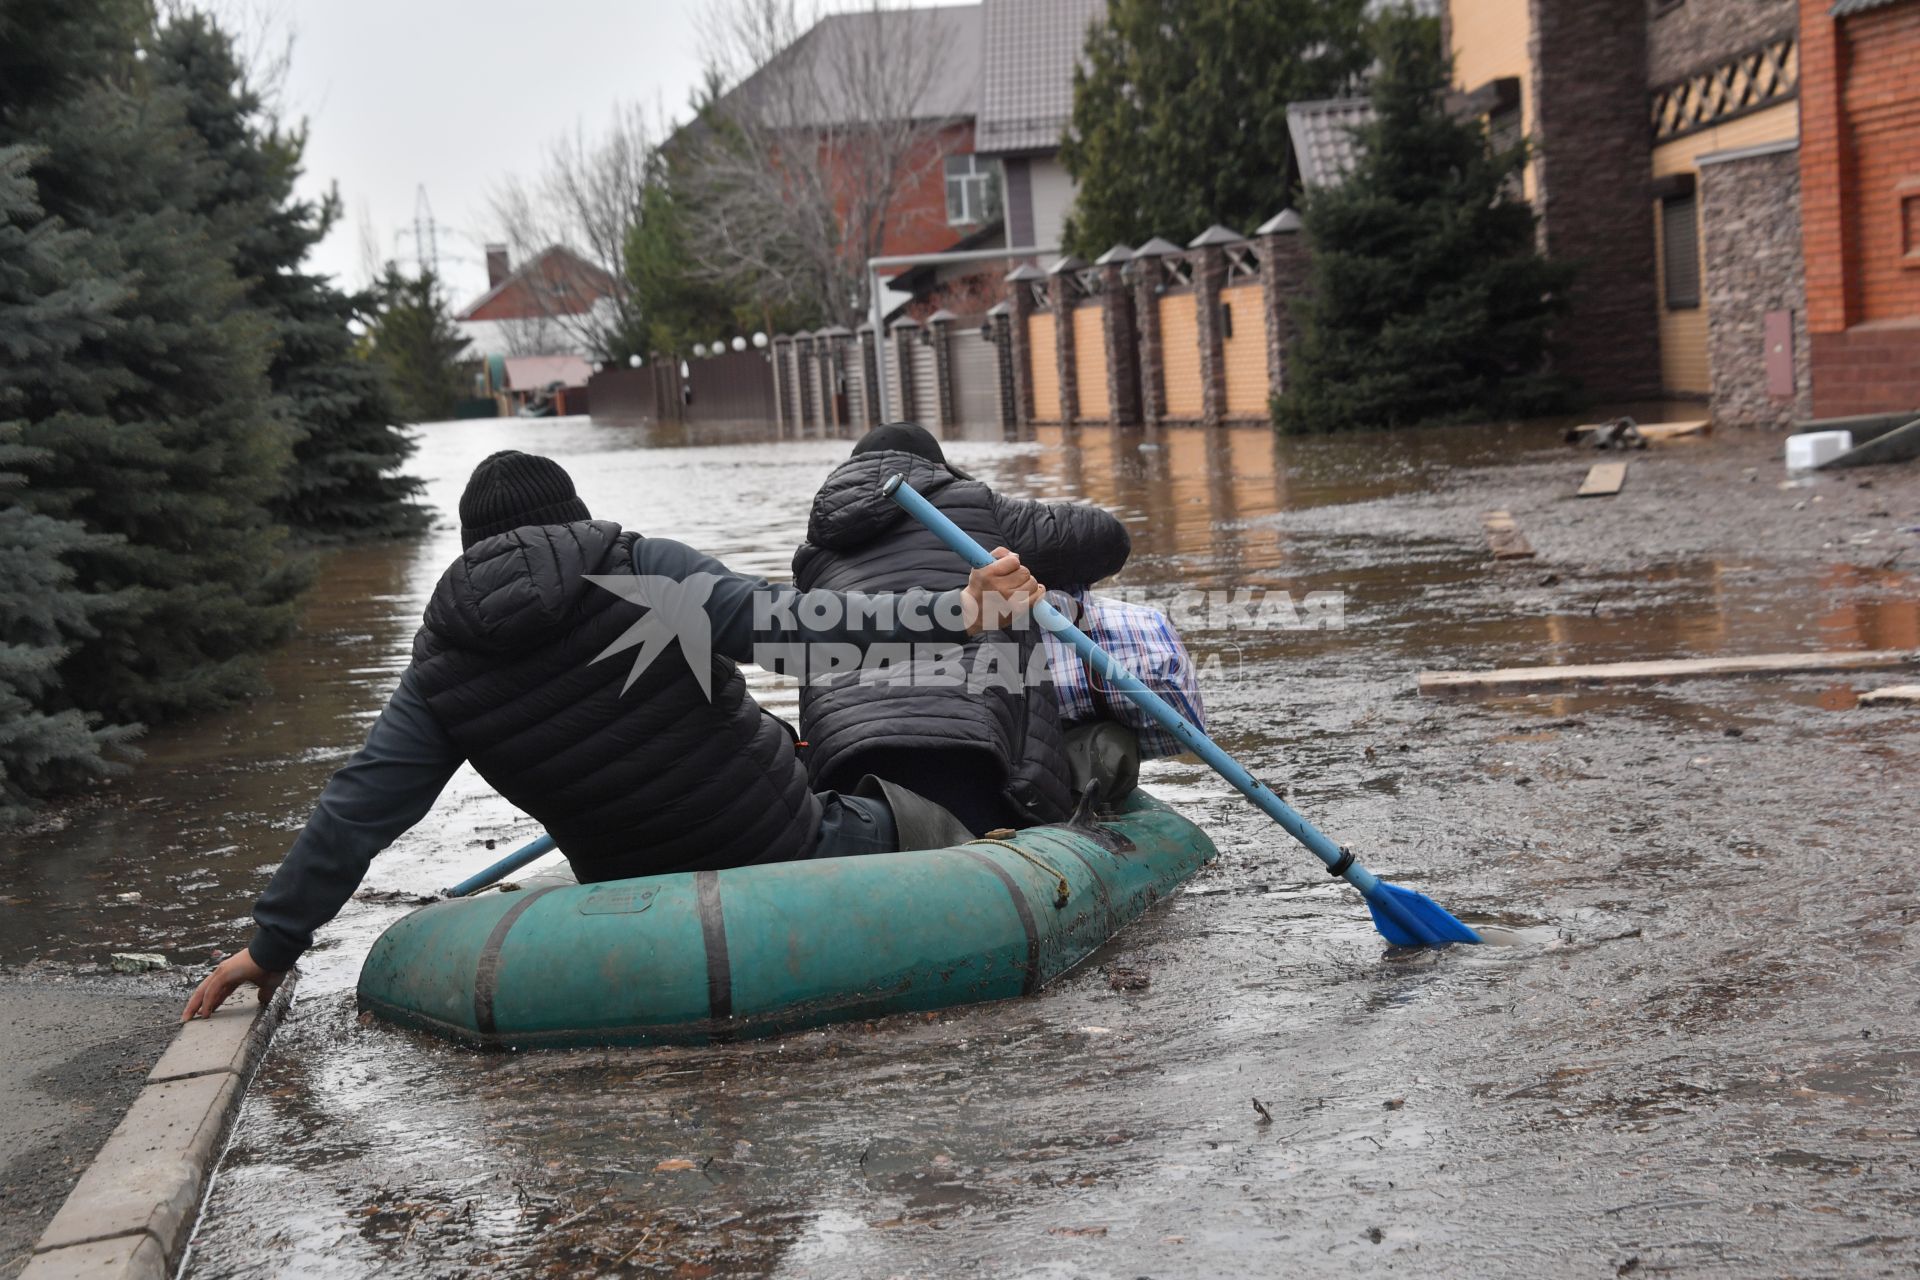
[1799,0,1920,418]
[1446,0,1920,427]
[975,0,1106,251]
[1444,0,1805,424]
[457,244,619,359]
[684,5,995,293]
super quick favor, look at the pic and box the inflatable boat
[357,790,1216,1050]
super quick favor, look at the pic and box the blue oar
[884,474,1479,949]
[444,833,555,898]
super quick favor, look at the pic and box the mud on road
[7,418,1918,1277]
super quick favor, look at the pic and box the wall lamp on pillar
[628,354,643,368]
[731,336,747,352]
[752,332,769,349]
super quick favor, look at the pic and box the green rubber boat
[356,790,1217,1050]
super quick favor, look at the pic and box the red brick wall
[1809,327,1920,418]
[1798,0,1920,417]
[1839,2,1920,324]
[833,121,979,268]
[1798,0,1850,333]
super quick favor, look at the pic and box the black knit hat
[851,422,945,464]
[458,450,591,549]
[850,422,970,479]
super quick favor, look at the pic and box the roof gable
[977,0,1105,155]
[457,246,618,322]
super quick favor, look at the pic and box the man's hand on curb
[962,547,1045,635]
[183,949,285,1021]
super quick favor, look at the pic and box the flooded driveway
[6,417,1917,1277]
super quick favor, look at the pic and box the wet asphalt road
[4,416,1917,1277]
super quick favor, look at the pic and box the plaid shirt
[1042,589,1206,758]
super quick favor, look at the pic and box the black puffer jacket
[791,451,1130,828]
[411,520,820,880]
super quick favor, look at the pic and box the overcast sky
[263,0,710,309]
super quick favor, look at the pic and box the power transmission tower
[395,184,458,278]
[414,185,438,277]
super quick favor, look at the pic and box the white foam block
[1786,430,1854,471]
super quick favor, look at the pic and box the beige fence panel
[910,339,942,428]
[1221,283,1269,418]
[885,337,908,422]
[1158,293,1203,419]
[1073,304,1109,421]
[1030,311,1061,422]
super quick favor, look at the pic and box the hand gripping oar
[444,833,555,898]
[883,474,1479,949]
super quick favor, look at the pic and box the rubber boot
[1063,722,1140,809]
[854,775,975,852]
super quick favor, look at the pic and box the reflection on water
[2,414,1914,1278]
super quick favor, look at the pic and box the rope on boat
[967,838,1070,909]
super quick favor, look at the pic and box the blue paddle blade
[1363,880,1483,948]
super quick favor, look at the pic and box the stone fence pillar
[986,301,1016,430]
[1131,238,1181,427]
[1006,265,1044,426]
[927,309,957,429]
[1049,255,1086,424]
[891,316,920,423]
[854,322,880,428]
[819,325,851,430]
[1095,245,1140,427]
[1188,225,1240,428]
[1255,210,1309,401]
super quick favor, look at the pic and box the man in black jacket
[184,449,1043,1019]
[792,423,1131,834]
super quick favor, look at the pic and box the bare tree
[676,0,956,329]
[487,103,654,359]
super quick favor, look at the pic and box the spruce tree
[1274,9,1575,433]
[0,147,140,821]
[0,0,304,722]
[1060,0,1373,257]
[364,266,472,423]
[151,15,425,540]
[627,174,754,356]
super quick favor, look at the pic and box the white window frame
[944,154,1000,227]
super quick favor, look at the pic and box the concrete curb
[19,978,297,1280]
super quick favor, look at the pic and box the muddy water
[8,417,1919,1277]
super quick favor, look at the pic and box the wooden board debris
[1480,510,1535,560]
[1859,684,1920,706]
[1577,462,1628,497]
[1634,419,1711,442]
[1418,649,1918,695]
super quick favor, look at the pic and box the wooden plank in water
[1481,509,1535,560]
[1578,462,1628,497]
[1859,684,1920,706]
[1634,419,1711,441]
[1418,649,1918,695]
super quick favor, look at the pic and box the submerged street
[5,417,1917,1277]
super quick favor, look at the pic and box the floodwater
[6,415,1919,1277]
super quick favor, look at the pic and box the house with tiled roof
[457,244,619,360]
[974,0,1107,250]
[1285,97,1375,190]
